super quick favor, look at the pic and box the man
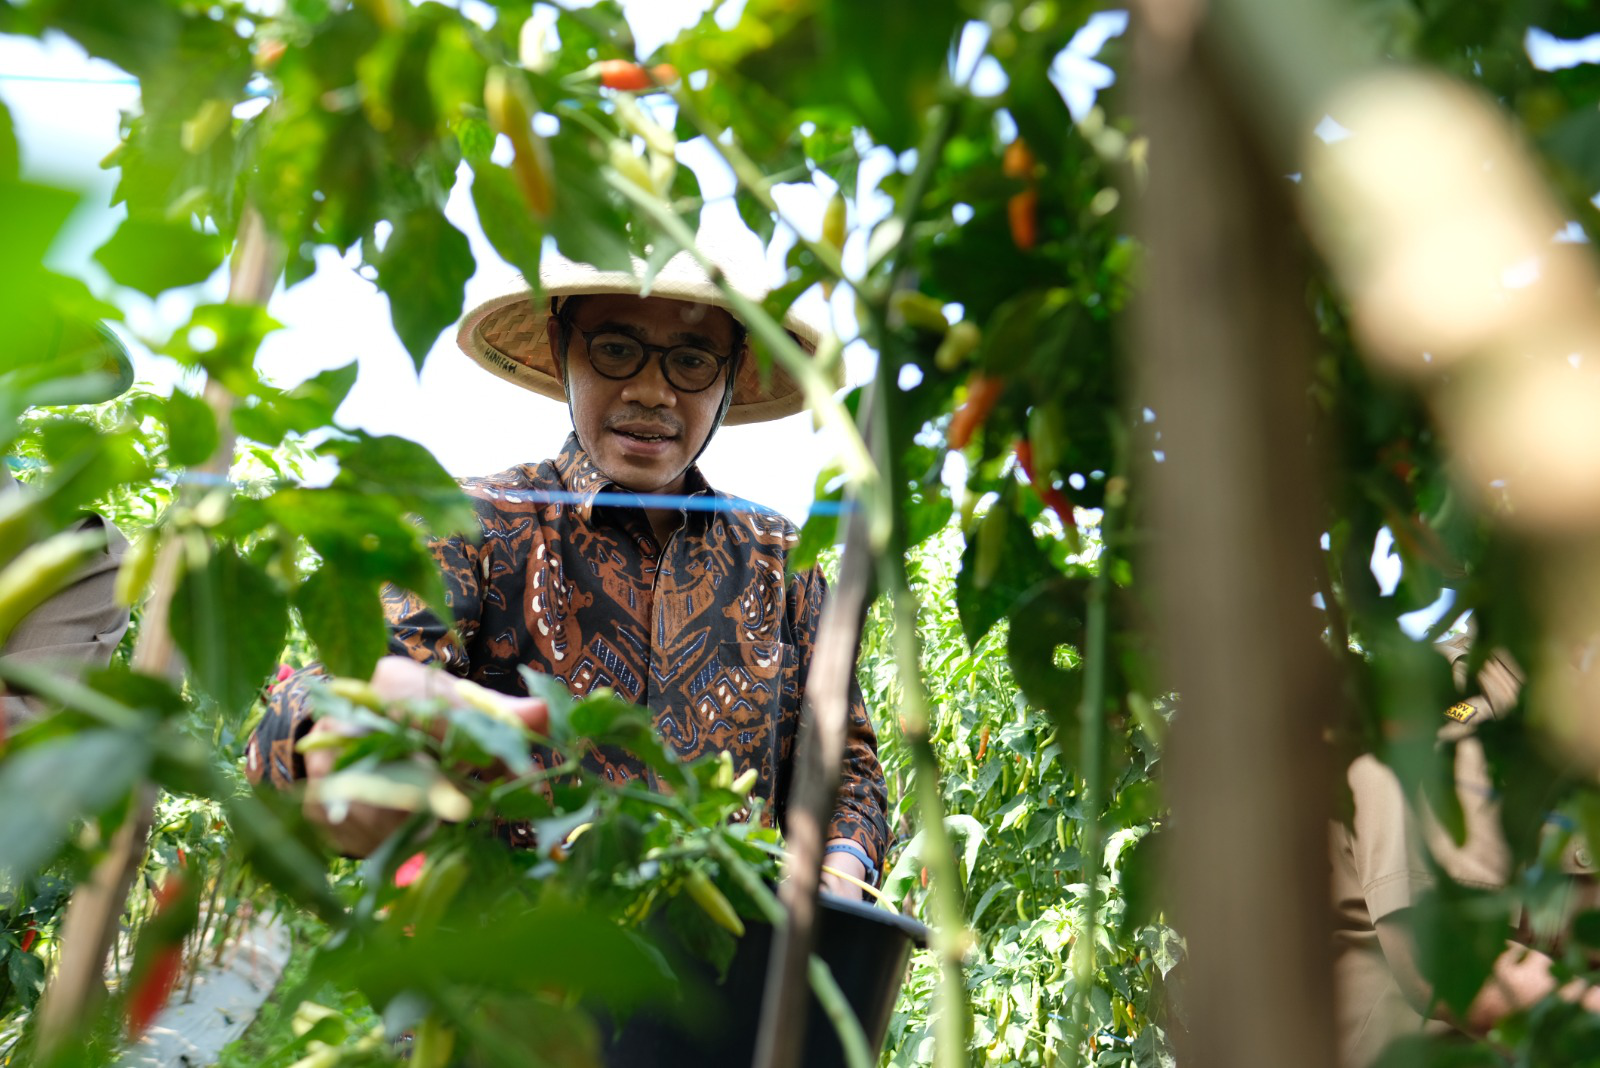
[1332,635,1600,1066]
[1,321,133,732]
[246,247,889,898]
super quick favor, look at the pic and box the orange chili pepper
[1008,186,1039,252]
[977,723,990,762]
[1003,137,1036,179]
[1004,138,1039,251]
[593,60,678,92]
[946,374,1003,450]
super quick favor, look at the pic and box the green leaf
[93,217,228,297]
[0,100,17,183]
[376,206,476,370]
[954,497,1054,647]
[162,388,219,466]
[170,544,289,722]
[545,123,633,271]
[6,946,44,1009]
[443,708,533,776]
[222,792,348,924]
[233,361,359,446]
[1007,576,1087,715]
[734,0,965,152]
[258,487,454,624]
[1410,884,1506,1020]
[320,431,474,535]
[1118,830,1162,934]
[0,729,149,881]
[295,565,387,679]
[789,465,844,574]
[470,161,545,285]
[314,898,675,1011]
[161,303,282,395]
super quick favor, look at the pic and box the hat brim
[457,256,832,426]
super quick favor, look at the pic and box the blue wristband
[822,841,879,885]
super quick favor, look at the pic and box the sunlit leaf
[93,217,227,297]
[376,206,476,370]
[296,564,387,679]
[0,729,149,881]
[171,543,289,722]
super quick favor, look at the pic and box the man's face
[550,294,739,495]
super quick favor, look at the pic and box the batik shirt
[246,433,888,875]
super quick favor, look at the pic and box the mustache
[605,407,683,435]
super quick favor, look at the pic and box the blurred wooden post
[35,207,276,1058]
[1129,5,1340,1066]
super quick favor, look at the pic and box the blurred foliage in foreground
[6,0,1600,1065]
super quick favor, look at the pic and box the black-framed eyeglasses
[561,316,736,394]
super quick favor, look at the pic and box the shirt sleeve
[1,514,130,731]
[1347,753,1433,924]
[245,530,483,789]
[785,565,890,881]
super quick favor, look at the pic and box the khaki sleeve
[0,514,130,731]
[1347,754,1433,924]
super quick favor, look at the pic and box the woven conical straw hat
[457,241,829,425]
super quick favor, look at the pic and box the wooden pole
[751,451,875,1068]
[1129,5,1340,1066]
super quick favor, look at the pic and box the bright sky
[0,2,1125,523]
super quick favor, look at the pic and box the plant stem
[667,87,851,285]
[1069,420,1123,1063]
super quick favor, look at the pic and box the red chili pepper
[19,922,36,955]
[395,851,427,888]
[1015,440,1077,530]
[126,946,184,1039]
[125,872,189,1039]
[593,60,678,91]
[946,374,1004,450]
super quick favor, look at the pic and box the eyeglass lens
[587,333,723,392]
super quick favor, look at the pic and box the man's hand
[819,838,869,901]
[302,656,549,858]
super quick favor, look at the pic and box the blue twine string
[5,458,854,516]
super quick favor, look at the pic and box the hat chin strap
[685,355,739,470]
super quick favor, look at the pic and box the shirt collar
[550,432,714,524]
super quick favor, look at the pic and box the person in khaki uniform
[0,323,133,733]
[1332,635,1600,1067]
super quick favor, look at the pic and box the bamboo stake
[35,206,279,1057]
[751,467,876,1068]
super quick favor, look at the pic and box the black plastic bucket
[604,893,929,1067]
